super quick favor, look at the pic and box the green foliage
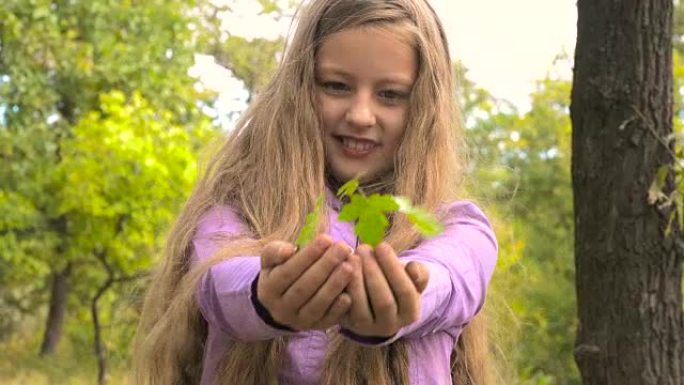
[296,178,444,248]
[392,196,444,237]
[461,56,579,384]
[296,194,325,249]
[7,1,680,384]
[336,178,443,246]
[0,0,218,380]
[338,193,398,246]
[58,90,214,269]
[217,35,284,98]
[336,178,359,200]
[647,49,684,236]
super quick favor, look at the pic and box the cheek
[316,95,341,131]
[386,108,409,140]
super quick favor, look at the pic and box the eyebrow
[316,64,415,87]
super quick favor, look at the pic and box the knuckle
[375,299,396,313]
[279,269,296,281]
[262,242,280,257]
[326,243,350,263]
[395,288,415,302]
[331,268,353,285]
[287,285,308,300]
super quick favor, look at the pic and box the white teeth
[342,137,375,152]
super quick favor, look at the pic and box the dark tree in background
[571,1,683,384]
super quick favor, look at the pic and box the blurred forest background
[0,1,681,384]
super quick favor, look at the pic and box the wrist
[339,327,396,345]
[250,274,297,332]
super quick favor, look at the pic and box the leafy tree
[0,0,214,360]
[58,90,213,384]
[460,59,579,384]
[193,0,286,100]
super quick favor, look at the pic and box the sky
[191,0,578,117]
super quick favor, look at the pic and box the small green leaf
[393,196,443,238]
[356,211,389,246]
[392,196,412,212]
[338,194,365,222]
[337,179,359,199]
[367,193,400,213]
[405,208,444,237]
[336,190,444,246]
[295,194,325,248]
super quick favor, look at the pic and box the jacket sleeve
[342,200,498,345]
[192,206,296,342]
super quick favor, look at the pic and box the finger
[359,244,397,326]
[405,261,429,293]
[345,252,373,327]
[267,234,334,295]
[260,241,297,270]
[311,292,352,330]
[284,243,353,313]
[375,243,421,324]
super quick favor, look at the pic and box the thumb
[261,241,297,270]
[405,261,429,293]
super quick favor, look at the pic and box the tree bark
[571,1,684,385]
[39,263,71,356]
[92,252,114,385]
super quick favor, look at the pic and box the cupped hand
[257,234,355,331]
[341,242,429,338]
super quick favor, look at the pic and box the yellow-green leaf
[295,194,325,249]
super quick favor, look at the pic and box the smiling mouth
[335,136,378,156]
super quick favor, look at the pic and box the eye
[379,89,409,104]
[320,81,351,94]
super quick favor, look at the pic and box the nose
[345,91,376,128]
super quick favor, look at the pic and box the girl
[134,0,498,384]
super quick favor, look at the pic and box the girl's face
[315,26,417,184]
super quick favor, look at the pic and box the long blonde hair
[133,0,491,384]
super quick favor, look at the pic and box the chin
[333,169,380,184]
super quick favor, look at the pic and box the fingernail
[358,245,372,258]
[278,244,290,256]
[377,242,390,254]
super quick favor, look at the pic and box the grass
[0,333,131,385]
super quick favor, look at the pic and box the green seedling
[296,178,443,248]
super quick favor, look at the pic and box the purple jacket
[192,194,498,385]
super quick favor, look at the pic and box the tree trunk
[92,252,114,385]
[92,280,112,385]
[39,263,71,356]
[571,1,684,385]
